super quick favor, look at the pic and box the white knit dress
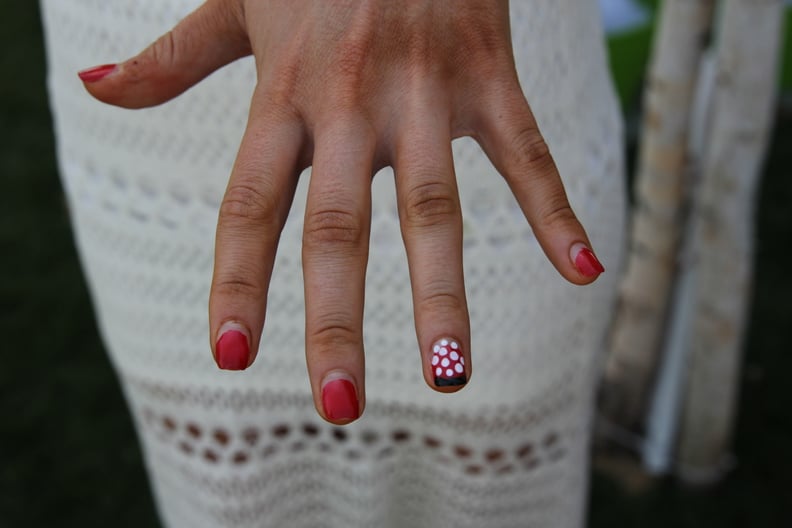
[41,1,626,526]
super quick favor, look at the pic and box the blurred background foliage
[610,0,792,111]
[1,1,790,527]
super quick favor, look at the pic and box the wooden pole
[676,0,784,483]
[602,0,716,429]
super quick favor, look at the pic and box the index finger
[209,99,304,370]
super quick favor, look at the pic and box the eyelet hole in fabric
[140,407,567,478]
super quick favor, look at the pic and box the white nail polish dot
[446,369,454,377]
[433,345,440,353]
[460,357,465,365]
[455,363,464,374]
[450,351,459,361]
[440,348,448,356]
[432,356,439,366]
[451,342,459,350]
[440,339,449,346]
[436,367,442,377]
[441,358,450,368]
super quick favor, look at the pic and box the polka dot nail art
[431,338,467,387]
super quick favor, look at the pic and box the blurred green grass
[609,6,792,111]
[1,3,790,528]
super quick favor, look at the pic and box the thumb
[78,0,250,109]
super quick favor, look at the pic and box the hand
[78,0,605,424]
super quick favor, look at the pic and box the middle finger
[302,115,375,424]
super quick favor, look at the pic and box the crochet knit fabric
[41,1,627,526]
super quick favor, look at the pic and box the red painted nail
[78,64,117,83]
[573,244,605,277]
[216,329,250,370]
[322,378,359,422]
[431,338,467,388]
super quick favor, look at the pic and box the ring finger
[394,96,471,392]
[302,114,376,424]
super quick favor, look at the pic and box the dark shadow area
[0,3,160,527]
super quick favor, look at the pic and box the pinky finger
[475,85,605,284]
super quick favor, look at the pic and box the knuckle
[310,319,361,352]
[266,61,302,108]
[420,290,466,317]
[405,33,432,71]
[402,181,459,229]
[509,127,554,174]
[457,28,507,65]
[303,208,365,247]
[219,182,280,227]
[325,34,376,108]
[538,201,579,231]
[149,30,178,69]
[450,9,512,72]
[211,275,263,303]
[335,39,370,80]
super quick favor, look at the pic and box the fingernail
[215,322,250,371]
[571,243,605,278]
[78,63,118,83]
[321,374,360,422]
[431,338,467,387]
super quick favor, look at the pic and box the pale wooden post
[676,0,785,483]
[602,0,716,428]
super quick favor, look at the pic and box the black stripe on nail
[435,376,467,387]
